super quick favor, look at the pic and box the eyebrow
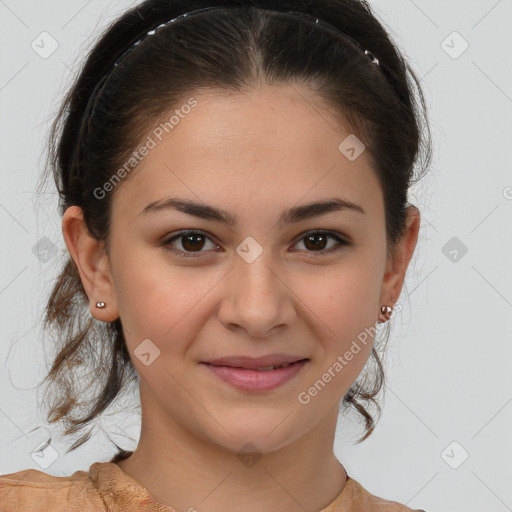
[138,196,366,226]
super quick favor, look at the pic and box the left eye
[162,230,349,258]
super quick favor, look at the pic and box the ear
[379,205,421,307]
[61,205,119,322]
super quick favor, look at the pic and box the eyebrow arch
[139,196,366,226]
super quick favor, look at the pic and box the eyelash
[162,229,350,259]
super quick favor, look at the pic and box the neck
[117,386,347,512]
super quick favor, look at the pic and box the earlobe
[61,205,119,322]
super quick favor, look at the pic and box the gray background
[1,1,511,511]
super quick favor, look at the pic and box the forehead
[112,84,383,222]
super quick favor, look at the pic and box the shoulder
[0,466,106,512]
[324,475,427,512]
[349,477,427,511]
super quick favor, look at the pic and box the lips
[203,354,309,371]
[202,357,309,392]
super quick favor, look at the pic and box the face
[65,83,418,455]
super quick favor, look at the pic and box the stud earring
[378,305,393,323]
[378,298,395,323]
[96,302,106,309]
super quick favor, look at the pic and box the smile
[201,359,309,391]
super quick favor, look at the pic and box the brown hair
[35,0,432,455]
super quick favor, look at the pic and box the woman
[0,0,431,510]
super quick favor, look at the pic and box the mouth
[203,354,309,370]
[200,355,310,391]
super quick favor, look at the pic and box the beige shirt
[0,461,426,511]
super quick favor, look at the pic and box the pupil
[183,234,204,252]
[180,234,327,253]
[305,234,326,251]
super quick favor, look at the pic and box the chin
[213,433,296,458]
[201,412,305,456]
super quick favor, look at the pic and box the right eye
[162,230,221,258]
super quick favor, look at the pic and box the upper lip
[203,353,309,370]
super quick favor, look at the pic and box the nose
[216,248,296,338]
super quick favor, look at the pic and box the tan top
[0,460,426,511]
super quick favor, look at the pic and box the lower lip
[201,360,309,391]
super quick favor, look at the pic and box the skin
[62,83,420,512]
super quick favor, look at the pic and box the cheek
[112,249,218,351]
[297,263,380,336]
[295,264,379,387]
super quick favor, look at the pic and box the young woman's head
[38,0,431,456]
